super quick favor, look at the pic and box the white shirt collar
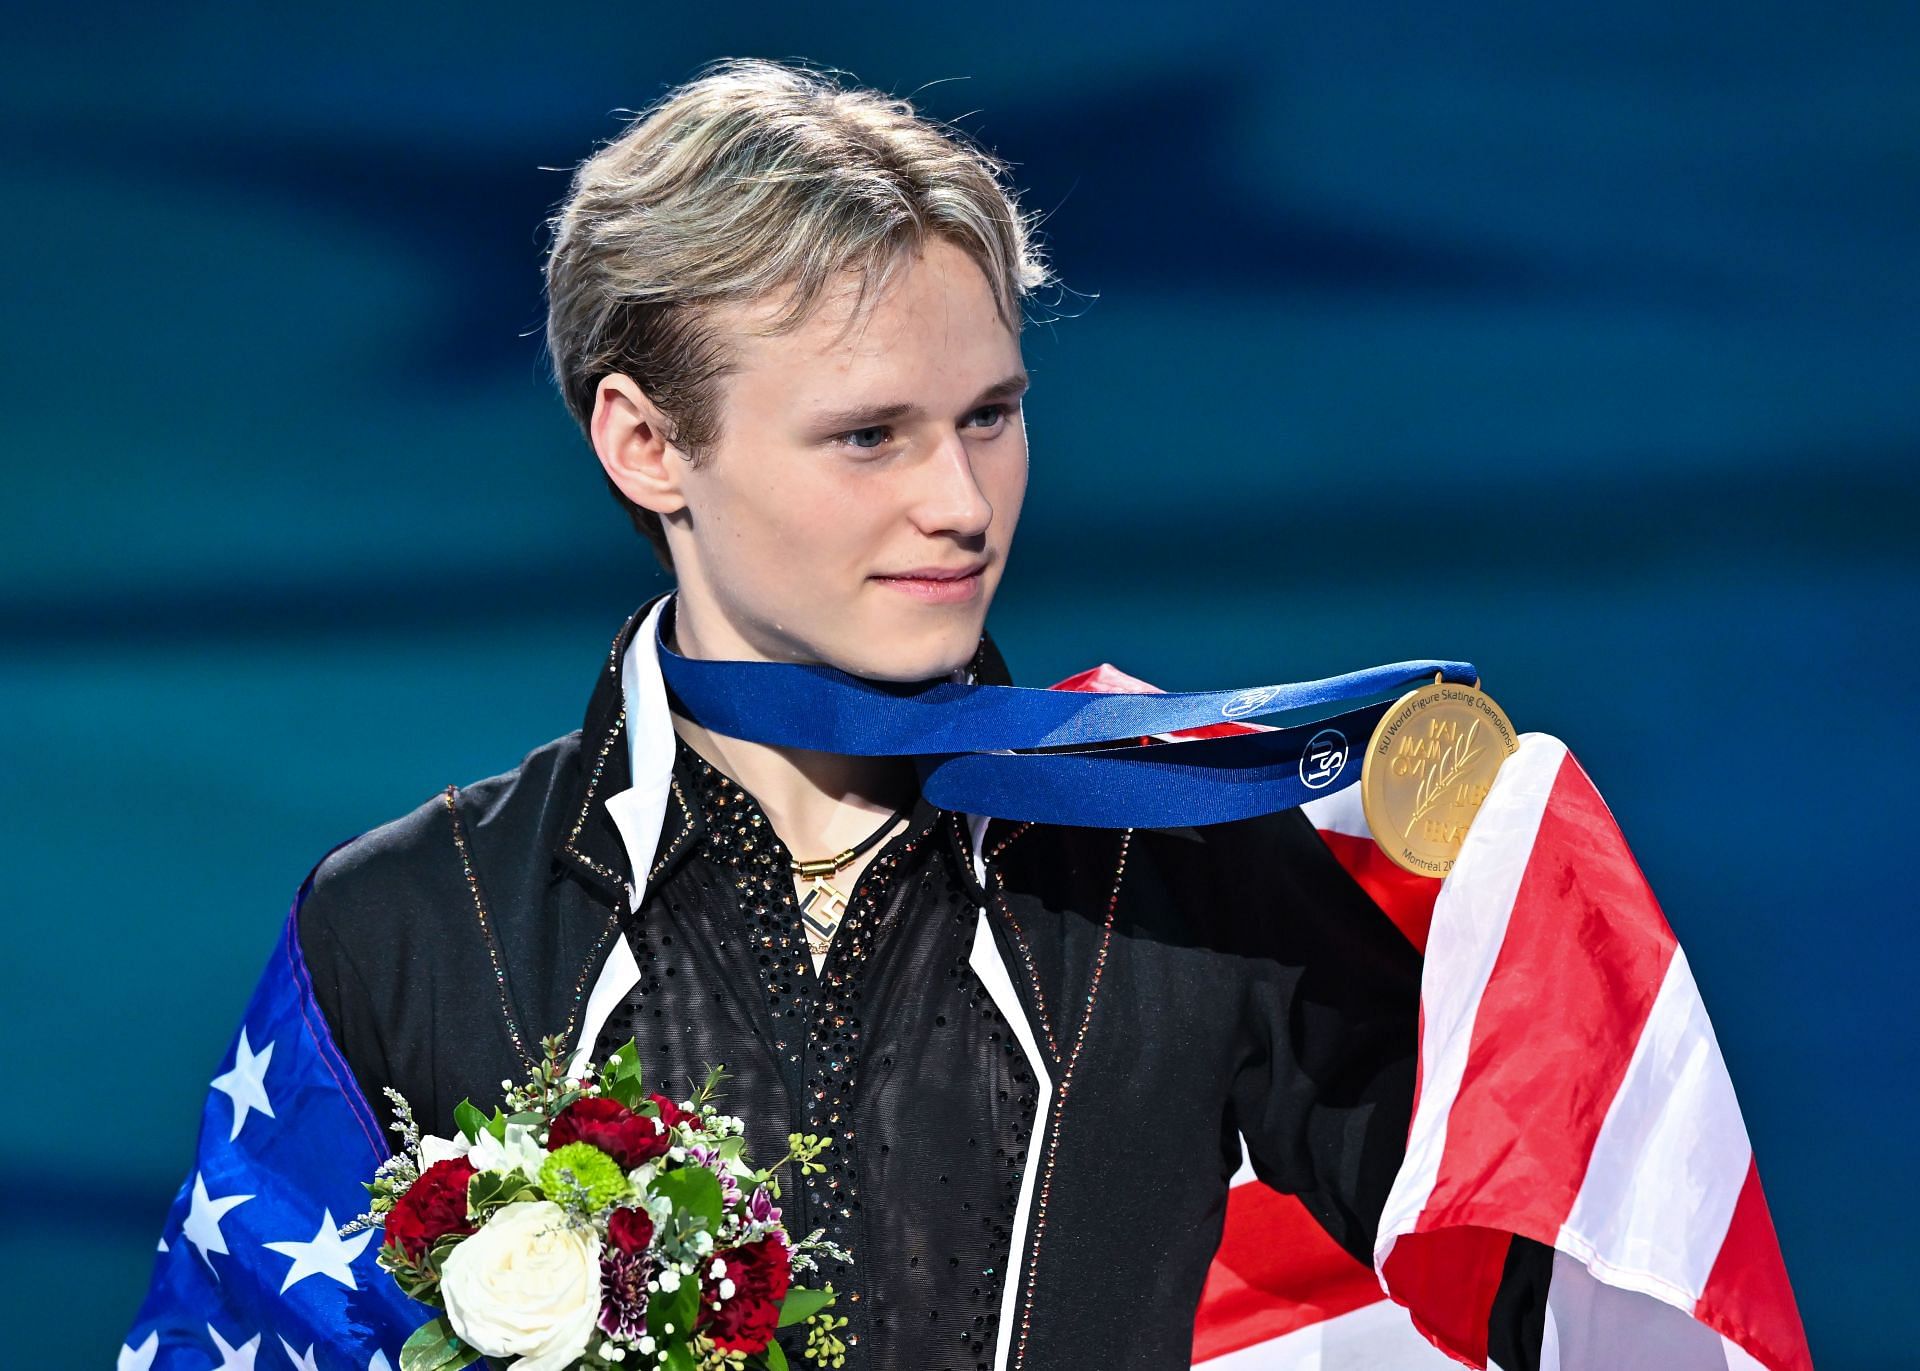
[598,590,991,908]
[600,594,678,911]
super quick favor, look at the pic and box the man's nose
[910,433,994,538]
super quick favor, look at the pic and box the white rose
[439,1200,601,1371]
[418,1132,472,1169]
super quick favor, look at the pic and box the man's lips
[874,564,987,581]
[871,563,987,601]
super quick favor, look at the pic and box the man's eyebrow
[806,371,1030,430]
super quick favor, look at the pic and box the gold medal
[1360,676,1519,878]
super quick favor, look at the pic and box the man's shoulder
[296,727,586,957]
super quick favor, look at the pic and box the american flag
[1174,714,1814,1369]
[119,884,432,1370]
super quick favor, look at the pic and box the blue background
[4,6,1911,1366]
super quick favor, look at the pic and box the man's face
[661,237,1028,681]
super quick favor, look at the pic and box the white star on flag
[209,1027,276,1141]
[279,1338,322,1371]
[264,1207,374,1293]
[118,1330,158,1371]
[182,1171,252,1275]
[207,1324,261,1371]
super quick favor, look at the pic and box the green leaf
[663,1345,697,1371]
[602,1035,646,1108]
[426,1231,464,1269]
[452,1098,487,1145]
[398,1316,479,1371]
[776,1285,836,1328]
[485,1106,508,1141]
[651,1166,724,1233]
[647,1275,700,1340]
[466,1170,503,1214]
[761,1339,791,1370]
[466,1170,537,1222]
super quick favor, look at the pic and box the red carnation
[384,1156,476,1261]
[607,1204,655,1254]
[700,1236,792,1354]
[548,1096,672,1168]
[649,1092,693,1130]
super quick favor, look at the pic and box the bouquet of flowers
[344,1035,847,1371]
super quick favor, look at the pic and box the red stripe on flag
[1419,752,1678,1234]
[1380,1225,1512,1367]
[1192,1184,1386,1362]
[1696,1157,1815,1371]
[1314,828,1441,953]
[1385,752,1684,1364]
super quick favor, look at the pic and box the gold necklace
[791,804,910,957]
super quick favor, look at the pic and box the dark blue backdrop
[4,7,1911,1366]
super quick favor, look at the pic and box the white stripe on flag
[1300,784,1369,840]
[1227,1137,1256,1187]
[1556,946,1752,1307]
[1373,732,1568,1265]
[1540,1249,1761,1371]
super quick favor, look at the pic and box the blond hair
[541,57,1059,569]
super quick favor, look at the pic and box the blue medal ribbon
[653,597,1477,828]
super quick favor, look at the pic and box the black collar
[551,590,1015,908]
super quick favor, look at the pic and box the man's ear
[590,373,689,517]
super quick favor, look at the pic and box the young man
[127,56,1810,1371]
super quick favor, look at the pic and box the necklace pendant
[798,877,849,952]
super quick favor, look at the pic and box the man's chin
[838,645,976,685]
[833,610,985,684]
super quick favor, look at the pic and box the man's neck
[667,709,919,859]
[665,597,922,862]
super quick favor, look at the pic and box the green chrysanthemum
[538,1142,630,1211]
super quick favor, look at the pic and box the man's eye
[841,425,891,451]
[835,403,1016,453]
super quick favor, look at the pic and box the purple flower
[691,1145,744,1209]
[599,1207,655,1336]
[748,1186,781,1225]
[598,1246,652,1337]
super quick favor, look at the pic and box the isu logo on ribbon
[1299,728,1350,790]
[1220,685,1284,720]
